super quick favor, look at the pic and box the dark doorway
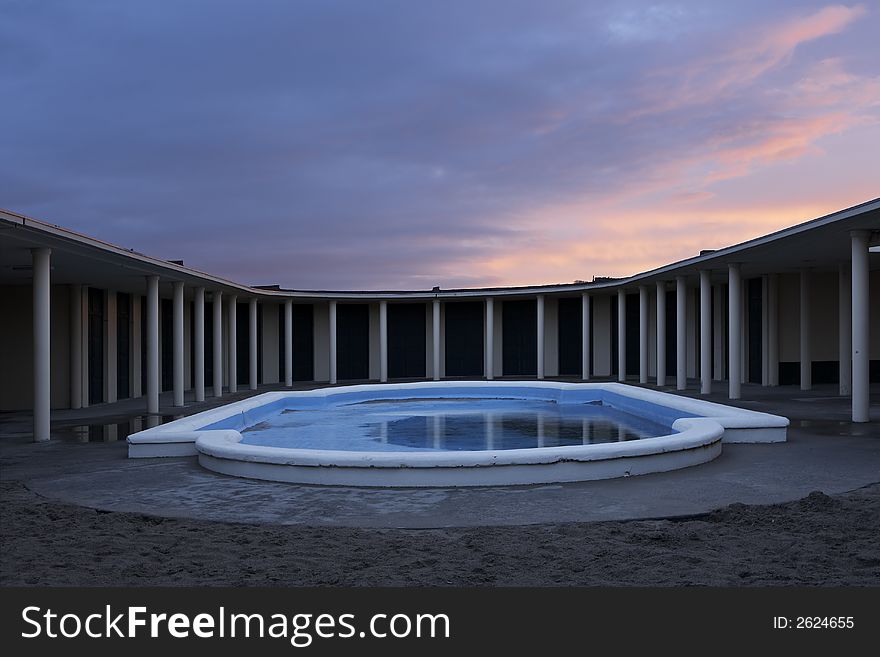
[557,297,582,376]
[205,299,214,387]
[140,297,146,394]
[236,302,248,386]
[747,278,762,384]
[610,293,640,377]
[234,302,262,385]
[88,288,104,404]
[161,298,172,392]
[502,299,537,376]
[294,305,315,381]
[445,301,483,376]
[388,304,426,378]
[117,292,130,399]
[337,304,369,380]
[279,304,315,381]
[665,290,676,373]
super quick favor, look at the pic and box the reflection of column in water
[147,415,160,429]
[380,421,388,444]
[582,418,590,445]
[131,417,143,434]
[617,424,626,441]
[432,415,444,449]
[104,424,118,442]
[485,412,495,450]
[537,413,545,447]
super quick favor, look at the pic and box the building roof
[2,198,879,301]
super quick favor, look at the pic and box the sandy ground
[2,481,878,586]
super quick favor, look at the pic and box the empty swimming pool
[128,381,788,487]
[239,398,667,452]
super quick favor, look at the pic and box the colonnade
[24,230,877,441]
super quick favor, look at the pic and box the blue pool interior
[201,386,698,452]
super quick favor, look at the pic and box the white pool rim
[128,381,787,487]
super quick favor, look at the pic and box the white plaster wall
[777,273,799,362]
[0,284,71,411]
[313,302,330,382]
[808,271,837,362]
[592,295,611,376]
[262,303,280,384]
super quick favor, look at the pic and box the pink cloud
[635,4,868,115]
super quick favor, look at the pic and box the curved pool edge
[127,381,788,460]
[194,417,724,487]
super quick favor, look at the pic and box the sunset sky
[2,1,878,289]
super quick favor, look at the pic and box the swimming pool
[128,382,788,487]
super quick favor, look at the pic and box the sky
[1,0,878,290]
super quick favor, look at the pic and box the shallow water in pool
[239,398,669,452]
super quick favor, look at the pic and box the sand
[2,481,879,586]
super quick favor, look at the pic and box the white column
[284,300,293,387]
[432,299,441,381]
[106,290,117,404]
[617,289,626,382]
[639,286,648,384]
[329,300,337,384]
[379,301,388,382]
[799,269,811,391]
[761,275,769,386]
[212,291,223,397]
[32,248,51,442]
[249,297,258,391]
[146,275,160,414]
[172,281,185,406]
[851,231,870,423]
[839,264,851,396]
[228,295,238,394]
[768,274,778,386]
[536,295,545,379]
[728,264,741,400]
[485,298,494,379]
[656,282,666,387]
[581,293,590,381]
[676,276,686,390]
[699,271,711,394]
[70,284,83,410]
[193,287,205,402]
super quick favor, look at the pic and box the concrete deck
[1,380,877,528]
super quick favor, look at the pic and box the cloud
[0,1,877,289]
[636,4,868,114]
[606,5,692,43]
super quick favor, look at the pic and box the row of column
[27,230,874,440]
[606,230,871,422]
[66,278,296,418]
